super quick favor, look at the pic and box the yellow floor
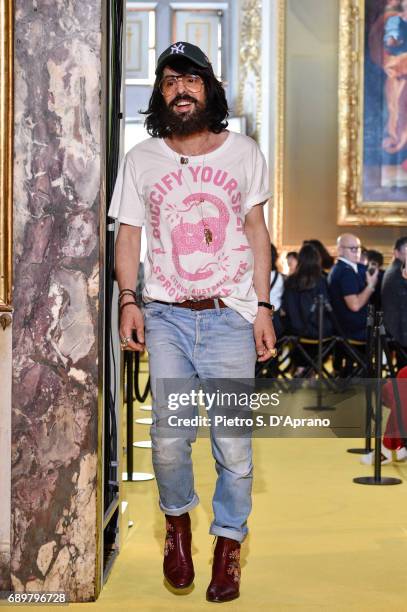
[68,409,407,611]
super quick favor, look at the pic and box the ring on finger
[268,348,278,358]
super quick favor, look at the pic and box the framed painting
[338,0,407,225]
[0,0,13,313]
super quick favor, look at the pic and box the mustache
[169,94,198,108]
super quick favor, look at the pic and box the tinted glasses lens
[160,75,202,95]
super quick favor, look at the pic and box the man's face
[395,243,407,264]
[367,259,379,272]
[161,66,206,121]
[338,237,361,264]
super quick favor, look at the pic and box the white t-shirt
[270,271,284,311]
[108,131,271,322]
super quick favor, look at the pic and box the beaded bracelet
[119,288,137,301]
[119,301,139,313]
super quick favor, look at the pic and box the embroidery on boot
[227,549,241,583]
[164,535,175,556]
[164,520,175,556]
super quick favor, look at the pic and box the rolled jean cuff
[159,492,200,516]
[209,524,248,544]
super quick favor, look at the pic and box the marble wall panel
[0,322,12,591]
[12,0,103,601]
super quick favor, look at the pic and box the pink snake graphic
[171,192,230,281]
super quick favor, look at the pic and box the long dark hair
[303,239,334,271]
[286,244,322,291]
[142,57,229,137]
[270,242,279,272]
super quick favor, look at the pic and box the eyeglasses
[342,246,361,253]
[159,75,204,96]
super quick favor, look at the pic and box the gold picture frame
[338,0,407,226]
[0,0,13,311]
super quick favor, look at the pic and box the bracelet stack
[119,288,139,314]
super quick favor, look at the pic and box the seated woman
[282,244,333,374]
[302,239,334,275]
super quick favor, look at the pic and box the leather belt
[152,298,227,311]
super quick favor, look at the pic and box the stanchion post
[126,351,134,482]
[353,312,402,486]
[123,346,155,484]
[365,305,375,452]
[347,304,375,455]
[316,293,324,409]
[373,313,383,481]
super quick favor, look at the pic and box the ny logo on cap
[170,43,185,55]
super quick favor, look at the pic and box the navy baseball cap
[155,41,211,74]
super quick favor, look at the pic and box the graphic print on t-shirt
[148,163,247,299]
[170,192,230,281]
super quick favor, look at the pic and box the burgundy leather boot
[163,513,194,589]
[206,536,241,603]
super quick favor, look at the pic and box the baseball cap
[155,41,211,74]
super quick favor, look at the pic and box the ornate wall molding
[237,0,262,141]
[0,0,13,312]
[270,0,286,248]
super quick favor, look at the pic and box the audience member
[303,239,334,274]
[328,234,379,376]
[328,234,379,341]
[366,249,384,310]
[269,243,284,337]
[382,236,407,369]
[286,251,298,275]
[282,244,333,374]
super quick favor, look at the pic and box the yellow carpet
[83,416,407,611]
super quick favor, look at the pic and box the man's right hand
[119,304,145,352]
[365,267,379,289]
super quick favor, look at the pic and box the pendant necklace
[171,139,213,246]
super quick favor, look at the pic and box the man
[366,248,385,310]
[382,236,407,369]
[108,42,276,603]
[328,234,379,374]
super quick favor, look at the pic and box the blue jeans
[144,301,257,543]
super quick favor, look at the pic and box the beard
[161,95,211,136]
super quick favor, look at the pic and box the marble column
[0,322,12,591]
[12,0,104,601]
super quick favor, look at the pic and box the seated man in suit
[328,234,379,375]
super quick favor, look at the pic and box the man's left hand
[254,309,277,362]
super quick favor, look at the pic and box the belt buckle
[186,296,200,309]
